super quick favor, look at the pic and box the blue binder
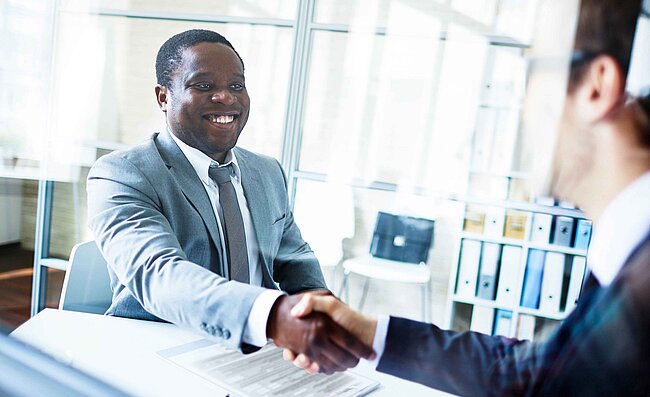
[520,249,546,309]
[574,219,592,250]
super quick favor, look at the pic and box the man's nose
[211,90,236,105]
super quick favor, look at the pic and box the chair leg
[421,283,428,322]
[358,278,371,312]
[338,270,350,302]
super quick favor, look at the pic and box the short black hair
[155,29,245,88]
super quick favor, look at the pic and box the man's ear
[581,55,626,122]
[155,85,169,112]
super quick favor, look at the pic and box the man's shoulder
[233,146,279,166]
[93,133,163,171]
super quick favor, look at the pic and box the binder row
[464,206,592,250]
[469,307,539,341]
[456,240,588,315]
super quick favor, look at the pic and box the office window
[61,0,297,20]
[51,12,292,161]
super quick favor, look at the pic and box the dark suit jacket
[378,231,650,396]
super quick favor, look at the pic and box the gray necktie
[208,164,250,284]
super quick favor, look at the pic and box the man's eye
[230,82,245,91]
[195,83,212,90]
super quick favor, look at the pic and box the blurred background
[0,0,647,341]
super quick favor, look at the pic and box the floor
[0,243,64,332]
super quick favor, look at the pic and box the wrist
[266,295,286,341]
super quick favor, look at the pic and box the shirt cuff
[366,315,390,368]
[242,289,285,347]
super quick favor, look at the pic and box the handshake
[266,291,378,375]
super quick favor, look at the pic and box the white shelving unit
[444,198,589,339]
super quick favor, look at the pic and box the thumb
[290,294,316,317]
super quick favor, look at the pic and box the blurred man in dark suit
[286,0,650,395]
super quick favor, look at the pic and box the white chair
[339,212,434,322]
[293,182,355,291]
[59,241,112,314]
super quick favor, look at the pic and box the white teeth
[209,114,234,124]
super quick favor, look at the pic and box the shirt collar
[168,130,241,186]
[588,170,650,286]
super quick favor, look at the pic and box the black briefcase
[369,212,434,264]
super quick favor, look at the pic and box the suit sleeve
[87,153,266,351]
[269,160,328,294]
[377,317,536,397]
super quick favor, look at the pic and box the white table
[11,309,455,397]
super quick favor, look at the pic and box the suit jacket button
[223,330,231,339]
[200,323,207,330]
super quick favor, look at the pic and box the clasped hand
[266,291,377,375]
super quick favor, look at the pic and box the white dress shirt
[369,170,650,366]
[587,170,650,286]
[170,132,283,347]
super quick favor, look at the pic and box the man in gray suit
[87,29,373,373]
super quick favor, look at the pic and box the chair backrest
[370,212,435,264]
[59,241,112,314]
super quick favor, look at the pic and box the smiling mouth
[203,113,239,125]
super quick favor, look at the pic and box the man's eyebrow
[184,71,212,81]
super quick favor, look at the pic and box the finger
[307,325,360,372]
[291,294,339,318]
[283,349,297,362]
[293,353,312,370]
[329,323,376,361]
[290,294,315,318]
[306,361,320,374]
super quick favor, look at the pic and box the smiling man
[86,29,373,373]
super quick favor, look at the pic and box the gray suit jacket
[86,131,326,350]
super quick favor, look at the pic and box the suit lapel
[235,148,274,267]
[155,131,225,273]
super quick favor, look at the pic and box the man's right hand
[282,293,378,373]
[266,293,375,374]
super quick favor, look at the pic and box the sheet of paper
[158,339,380,397]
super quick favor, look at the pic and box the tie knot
[209,164,233,185]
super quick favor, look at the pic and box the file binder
[504,210,527,240]
[539,252,566,313]
[520,249,546,309]
[565,256,587,311]
[516,314,536,341]
[574,219,592,250]
[477,243,501,300]
[530,213,553,244]
[552,216,575,247]
[470,306,495,335]
[493,309,513,336]
[484,207,506,238]
[496,245,522,306]
[463,206,485,234]
[456,240,482,298]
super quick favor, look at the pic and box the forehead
[178,42,244,78]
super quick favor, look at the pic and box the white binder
[456,240,482,299]
[565,256,587,312]
[539,252,566,314]
[470,306,495,335]
[530,213,553,244]
[495,245,522,306]
[484,206,506,238]
[476,242,501,300]
[516,314,536,341]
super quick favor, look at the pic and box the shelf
[461,232,524,247]
[460,232,588,256]
[517,307,567,321]
[451,295,514,311]
[452,295,571,322]
[526,241,587,257]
